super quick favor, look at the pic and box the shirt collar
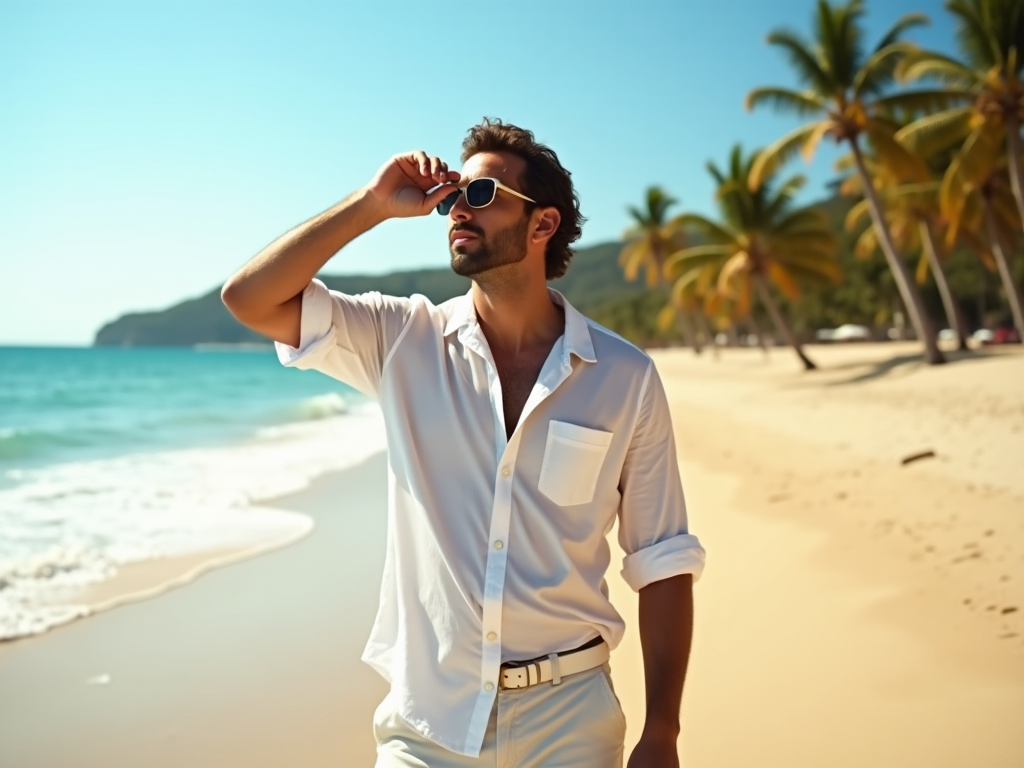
[443,288,597,364]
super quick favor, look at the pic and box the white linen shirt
[275,278,705,757]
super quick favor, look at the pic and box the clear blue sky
[0,0,954,345]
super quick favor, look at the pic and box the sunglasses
[436,177,537,216]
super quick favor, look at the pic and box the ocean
[0,346,386,641]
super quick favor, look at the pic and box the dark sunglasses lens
[465,178,496,208]
[436,190,460,216]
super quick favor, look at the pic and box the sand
[1,341,1022,767]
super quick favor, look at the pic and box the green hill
[92,241,644,346]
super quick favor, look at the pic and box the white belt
[499,641,610,690]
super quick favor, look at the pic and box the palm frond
[897,49,980,87]
[783,261,845,285]
[854,41,917,97]
[768,262,802,300]
[664,244,734,278]
[854,227,879,259]
[873,88,972,115]
[672,213,737,246]
[865,118,931,183]
[947,0,1003,70]
[955,123,1004,188]
[844,198,873,231]
[717,251,751,296]
[765,29,837,94]
[764,174,807,219]
[895,106,974,159]
[748,121,824,189]
[774,205,830,234]
[617,239,650,282]
[745,88,826,117]
[874,12,930,53]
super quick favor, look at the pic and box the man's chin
[450,253,488,277]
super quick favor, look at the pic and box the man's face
[448,152,533,278]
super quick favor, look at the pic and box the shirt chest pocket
[537,420,614,507]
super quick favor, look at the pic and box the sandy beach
[1,341,1022,767]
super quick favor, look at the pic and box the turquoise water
[0,346,358,477]
[0,345,385,641]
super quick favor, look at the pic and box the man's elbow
[220,275,255,321]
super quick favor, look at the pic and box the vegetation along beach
[1,0,1022,766]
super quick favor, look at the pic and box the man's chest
[492,347,554,439]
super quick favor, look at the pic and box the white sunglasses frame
[436,177,537,215]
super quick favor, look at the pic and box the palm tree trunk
[850,139,945,365]
[695,313,718,358]
[752,274,815,370]
[1004,115,1024,239]
[747,313,771,357]
[982,193,1024,340]
[675,307,702,354]
[918,220,969,351]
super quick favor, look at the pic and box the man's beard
[449,217,529,277]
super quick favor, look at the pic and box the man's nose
[449,192,473,222]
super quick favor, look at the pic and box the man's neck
[471,269,564,356]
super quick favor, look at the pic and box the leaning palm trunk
[918,221,970,351]
[982,194,1024,339]
[747,313,770,357]
[752,274,815,370]
[850,141,945,365]
[696,313,718,359]
[1005,115,1024,240]
[675,306,702,355]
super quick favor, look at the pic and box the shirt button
[487,632,497,641]
[493,540,504,550]
[501,466,510,477]
[484,682,494,692]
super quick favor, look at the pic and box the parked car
[816,324,871,343]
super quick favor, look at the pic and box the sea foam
[0,404,387,641]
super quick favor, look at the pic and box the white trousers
[373,663,626,767]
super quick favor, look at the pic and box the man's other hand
[627,728,680,768]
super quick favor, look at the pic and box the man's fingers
[429,156,448,184]
[413,150,430,178]
[425,182,458,210]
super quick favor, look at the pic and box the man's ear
[531,207,561,244]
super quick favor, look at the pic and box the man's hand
[366,151,461,219]
[627,726,680,768]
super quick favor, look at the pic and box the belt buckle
[499,660,539,690]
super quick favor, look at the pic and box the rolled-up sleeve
[274,278,415,398]
[618,361,706,592]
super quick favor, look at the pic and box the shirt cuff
[620,533,706,592]
[274,279,336,369]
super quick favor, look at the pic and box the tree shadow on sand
[817,347,1009,387]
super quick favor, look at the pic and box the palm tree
[619,187,701,350]
[943,150,1024,335]
[897,0,1024,235]
[665,145,841,371]
[619,186,684,286]
[746,0,963,364]
[839,139,973,349]
[846,180,972,349]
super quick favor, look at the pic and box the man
[221,118,705,767]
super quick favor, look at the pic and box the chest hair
[493,348,552,440]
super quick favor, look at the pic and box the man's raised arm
[220,151,459,348]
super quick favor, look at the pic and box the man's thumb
[424,183,458,211]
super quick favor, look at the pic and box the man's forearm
[222,187,386,317]
[637,573,694,737]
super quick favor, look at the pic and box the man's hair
[461,118,584,280]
